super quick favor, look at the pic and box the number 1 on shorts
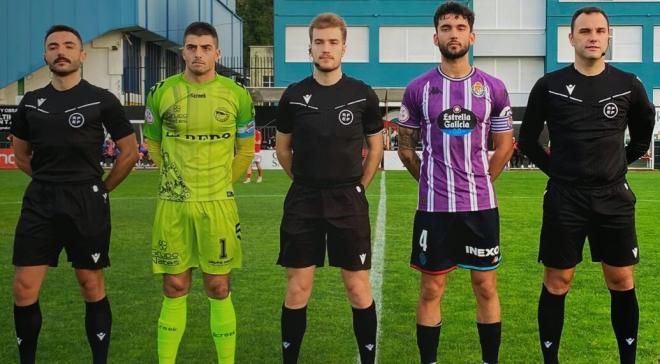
[219,238,227,259]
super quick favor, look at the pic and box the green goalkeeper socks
[209,294,237,363]
[157,295,187,364]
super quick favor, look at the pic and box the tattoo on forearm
[398,128,419,150]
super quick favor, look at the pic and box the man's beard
[438,43,469,60]
[313,60,340,73]
[48,59,80,77]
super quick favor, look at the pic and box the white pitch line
[357,172,387,363]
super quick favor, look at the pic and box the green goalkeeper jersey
[144,73,255,202]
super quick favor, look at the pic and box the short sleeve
[143,85,163,141]
[363,86,384,136]
[9,97,29,140]
[236,87,256,139]
[276,87,294,134]
[398,84,422,129]
[101,91,134,141]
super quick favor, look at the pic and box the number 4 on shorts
[419,229,428,252]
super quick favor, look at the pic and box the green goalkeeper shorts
[151,199,242,275]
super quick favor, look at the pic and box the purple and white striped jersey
[399,67,513,213]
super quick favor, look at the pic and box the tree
[237,0,273,66]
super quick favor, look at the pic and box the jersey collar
[436,66,475,81]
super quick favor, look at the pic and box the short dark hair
[183,22,219,47]
[570,7,609,32]
[44,25,83,47]
[309,13,347,43]
[433,1,475,31]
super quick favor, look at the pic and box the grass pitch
[0,169,658,363]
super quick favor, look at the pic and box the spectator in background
[244,128,263,183]
[390,128,398,150]
[137,141,150,168]
[103,139,115,167]
[383,129,391,151]
[510,137,522,168]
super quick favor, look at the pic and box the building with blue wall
[275,1,471,88]
[275,0,660,109]
[547,0,660,105]
[0,0,243,104]
[274,0,547,106]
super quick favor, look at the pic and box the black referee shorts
[278,182,371,271]
[539,180,639,269]
[13,180,111,269]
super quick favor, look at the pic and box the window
[653,90,660,135]
[262,75,274,87]
[557,26,642,63]
[611,27,642,62]
[556,26,572,62]
[284,26,369,63]
[379,27,440,63]
[122,35,141,94]
[144,42,162,97]
[654,26,660,62]
[560,0,659,2]
[474,0,545,30]
[474,57,543,93]
[166,50,183,76]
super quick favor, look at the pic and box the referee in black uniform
[10,25,138,364]
[275,13,384,364]
[519,8,655,364]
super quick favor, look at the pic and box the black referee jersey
[276,75,383,187]
[519,64,655,187]
[10,80,134,183]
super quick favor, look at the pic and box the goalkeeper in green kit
[143,21,255,364]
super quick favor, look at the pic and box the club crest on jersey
[438,106,476,136]
[471,82,485,97]
[399,105,410,123]
[338,109,354,125]
[215,107,230,122]
[68,112,85,128]
[603,102,618,119]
